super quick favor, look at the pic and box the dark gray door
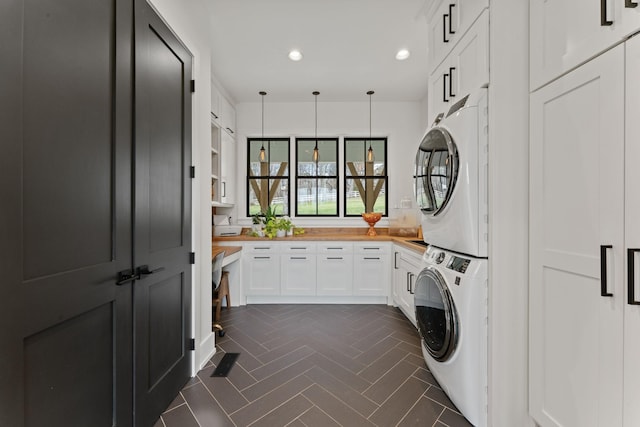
[133,1,193,425]
[1,0,134,426]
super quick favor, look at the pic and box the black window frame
[294,137,339,217]
[246,137,291,217]
[343,137,388,217]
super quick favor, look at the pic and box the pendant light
[312,91,320,164]
[259,91,267,162]
[367,90,375,162]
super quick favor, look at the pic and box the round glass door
[414,267,458,361]
[414,127,459,215]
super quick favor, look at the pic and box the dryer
[414,244,487,427]
[414,89,488,257]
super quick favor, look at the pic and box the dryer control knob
[435,252,446,264]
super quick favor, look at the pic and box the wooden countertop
[211,245,242,260]
[212,228,427,255]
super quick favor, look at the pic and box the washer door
[414,127,459,215]
[414,267,458,361]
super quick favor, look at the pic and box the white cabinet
[427,0,488,75]
[529,38,640,426]
[530,0,640,90]
[392,246,422,326]
[219,95,236,136]
[281,244,316,296]
[219,131,235,205]
[317,243,354,296]
[244,244,280,295]
[353,243,391,296]
[623,34,640,427]
[428,9,488,122]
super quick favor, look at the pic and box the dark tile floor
[154,304,473,427]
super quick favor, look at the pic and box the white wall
[233,100,425,227]
[488,2,533,426]
[147,0,215,372]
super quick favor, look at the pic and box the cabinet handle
[364,257,380,260]
[394,251,399,269]
[443,73,449,103]
[363,247,379,250]
[254,256,270,259]
[327,257,343,260]
[406,272,411,292]
[254,247,270,250]
[291,247,307,250]
[222,181,226,197]
[626,0,638,7]
[600,245,613,296]
[327,247,343,250]
[448,4,456,34]
[448,67,456,97]
[116,269,140,286]
[628,248,640,304]
[601,0,613,25]
[443,14,449,42]
[409,273,415,295]
[226,127,234,134]
[211,112,219,119]
[291,256,307,260]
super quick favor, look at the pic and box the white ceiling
[206,0,430,103]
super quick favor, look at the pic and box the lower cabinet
[243,241,390,299]
[317,243,354,296]
[353,243,391,296]
[244,243,280,295]
[392,245,422,326]
[281,243,317,296]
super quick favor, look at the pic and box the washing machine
[414,244,487,427]
[414,88,488,257]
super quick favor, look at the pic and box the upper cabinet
[210,83,236,136]
[530,0,640,90]
[428,9,488,122]
[427,0,488,76]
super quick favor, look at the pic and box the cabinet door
[530,0,634,90]
[428,10,488,123]
[220,95,236,136]
[427,0,488,74]
[317,255,354,296]
[281,244,316,296]
[245,253,280,295]
[354,255,390,296]
[530,44,624,427]
[624,34,640,427]
[220,130,235,204]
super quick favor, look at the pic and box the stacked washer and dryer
[413,89,488,427]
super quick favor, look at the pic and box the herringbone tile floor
[154,304,472,427]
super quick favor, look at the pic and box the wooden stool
[213,270,230,323]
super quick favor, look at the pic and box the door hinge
[190,166,195,178]
[189,338,195,351]
[190,80,195,93]
[189,252,195,264]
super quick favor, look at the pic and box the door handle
[448,4,456,34]
[443,73,449,103]
[448,67,456,97]
[137,265,166,277]
[601,0,613,25]
[626,0,638,8]
[600,245,613,296]
[116,269,140,286]
[628,248,640,304]
[443,14,449,42]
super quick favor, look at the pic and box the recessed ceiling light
[288,50,303,61]
[395,49,410,61]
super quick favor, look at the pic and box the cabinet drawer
[282,243,316,254]
[317,243,353,254]
[244,243,278,253]
[354,243,390,255]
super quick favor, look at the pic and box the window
[344,138,387,216]
[295,138,339,216]
[247,138,290,216]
